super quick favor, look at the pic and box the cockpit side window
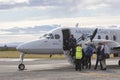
[43,34,47,37]
[49,33,54,39]
[55,34,60,39]
[41,33,54,39]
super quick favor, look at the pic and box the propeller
[90,28,98,42]
[77,28,98,43]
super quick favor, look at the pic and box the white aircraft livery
[16,27,120,70]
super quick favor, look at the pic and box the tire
[18,63,25,70]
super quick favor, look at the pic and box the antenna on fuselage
[75,23,79,27]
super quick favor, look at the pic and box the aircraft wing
[112,46,120,50]
[92,39,120,47]
[92,39,120,55]
[111,46,120,54]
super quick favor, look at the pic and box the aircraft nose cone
[16,40,40,53]
[16,39,44,53]
[16,44,25,52]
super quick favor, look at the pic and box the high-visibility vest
[75,46,82,59]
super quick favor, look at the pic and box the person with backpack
[94,42,105,70]
[85,44,94,69]
[101,42,108,70]
[81,43,88,69]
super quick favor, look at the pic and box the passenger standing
[94,42,104,70]
[85,44,94,69]
[104,43,110,59]
[69,34,77,58]
[101,42,109,70]
[81,43,87,69]
[75,44,83,71]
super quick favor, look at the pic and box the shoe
[86,66,88,69]
[88,66,91,69]
[79,69,81,71]
[94,67,96,70]
[82,66,84,69]
[102,68,106,70]
[75,69,78,71]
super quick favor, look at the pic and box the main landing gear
[18,52,25,70]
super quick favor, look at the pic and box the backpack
[69,38,76,48]
[97,46,105,60]
[86,46,93,56]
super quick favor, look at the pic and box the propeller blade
[90,28,98,42]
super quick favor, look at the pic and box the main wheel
[119,60,120,66]
[18,63,25,70]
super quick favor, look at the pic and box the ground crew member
[75,44,83,71]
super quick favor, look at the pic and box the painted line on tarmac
[0,58,39,61]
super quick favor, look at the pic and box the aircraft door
[62,29,70,50]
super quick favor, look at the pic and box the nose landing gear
[18,52,25,71]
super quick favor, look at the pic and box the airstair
[63,50,75,65]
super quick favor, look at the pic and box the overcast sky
[0,0,120,44]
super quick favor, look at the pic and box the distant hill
[0,42,23,51]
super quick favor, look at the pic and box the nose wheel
[18,63,25,70]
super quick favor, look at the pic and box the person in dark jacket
[94,42,105,70]
[69,34,77,58]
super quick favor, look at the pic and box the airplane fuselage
[16,27,120,54]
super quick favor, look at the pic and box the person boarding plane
[16,27,120,70]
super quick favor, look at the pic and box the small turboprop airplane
[16,26,120,70]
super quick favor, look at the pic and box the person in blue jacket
[85,44,94,69]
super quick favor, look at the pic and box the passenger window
[113,35,116,41]
[98,35,101,39]
[55,34,60,39]
[105,35,109,40]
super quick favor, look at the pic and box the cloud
[0,0,27,9]
[0,0,68,9]
[0,0,120,23]
[0,0,119,10]
[0,24,59,35]
[0,24,60,43]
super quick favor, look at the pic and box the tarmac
[0,58,120,80]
